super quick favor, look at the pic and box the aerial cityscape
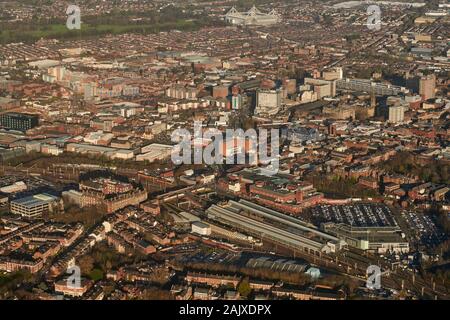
[0,0,449,304]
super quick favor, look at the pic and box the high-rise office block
[419,74,436,100]
[388,105,405,123]
[255,89,283,116]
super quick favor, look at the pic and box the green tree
[237,277,252,298]
[89,268,104,281]
[78,255,95,275]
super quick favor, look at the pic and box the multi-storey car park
[206,199,346,254]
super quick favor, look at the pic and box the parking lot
[309,203,398,227]
[400,211,446,248]
[0,175,58,198]
[174,245,240,265]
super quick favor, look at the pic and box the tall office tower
[231,94,243,110]
[282,78,297,95]
[419,74,436,100]
[370,89,377,108]
[304,78,336,98]
[255,89,283,116]
[388,105,405,123]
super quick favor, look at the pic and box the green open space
[0,19,201,44]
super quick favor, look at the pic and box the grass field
[0,19,200,44]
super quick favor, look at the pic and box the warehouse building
[191,221,211,236]
[136,143,173,162]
